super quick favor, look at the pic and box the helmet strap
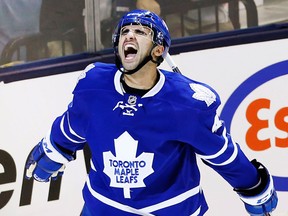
[151,56,163,66]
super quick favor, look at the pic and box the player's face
[118,25,154,71]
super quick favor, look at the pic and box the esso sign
[246,98,288,151]
[221,60,288,192]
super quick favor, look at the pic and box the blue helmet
[112,9,171,58]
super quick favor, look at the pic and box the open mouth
[124,44,138,60]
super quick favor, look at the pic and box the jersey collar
[114,69,165,98]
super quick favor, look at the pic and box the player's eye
[134,29,147,36]
[120,28,130,36]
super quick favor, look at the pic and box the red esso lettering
[246,98,288,151]
[274,107,288,147]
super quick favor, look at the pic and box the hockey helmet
[112,9,171,58]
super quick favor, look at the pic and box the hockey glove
[26,136,75,182]
[234,159,278,216]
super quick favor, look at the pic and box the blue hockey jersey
[49,62,259,215]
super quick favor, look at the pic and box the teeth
[124,44,136,50]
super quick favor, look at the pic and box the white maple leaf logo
[103,131,154,199]
[189,83,216,107]
[77,63,95,81]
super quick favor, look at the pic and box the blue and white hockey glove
[234,159,278,216]
[25,136,75,182]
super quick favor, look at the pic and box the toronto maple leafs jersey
[49,62,259,215]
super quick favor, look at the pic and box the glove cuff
[42,131,75,164]
[237,175,274,205]
[234,159,275,205]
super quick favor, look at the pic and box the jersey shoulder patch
[78,62,117,81]
[74,62,117,93]
[77,63,96,81]
[160,72,220,110]
[189,83,216,107]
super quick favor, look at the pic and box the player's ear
[152,45,164,58]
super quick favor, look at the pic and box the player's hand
[234,159,278,216]
[244,189,277,216]
[25,136,75,182]
[136,0,161,16]
[25,140,65,182]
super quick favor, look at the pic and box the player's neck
[121,71,160,96]
[123,66,159,90]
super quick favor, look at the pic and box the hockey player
[25,9,278,216]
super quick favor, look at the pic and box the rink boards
[1,38,288,215]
